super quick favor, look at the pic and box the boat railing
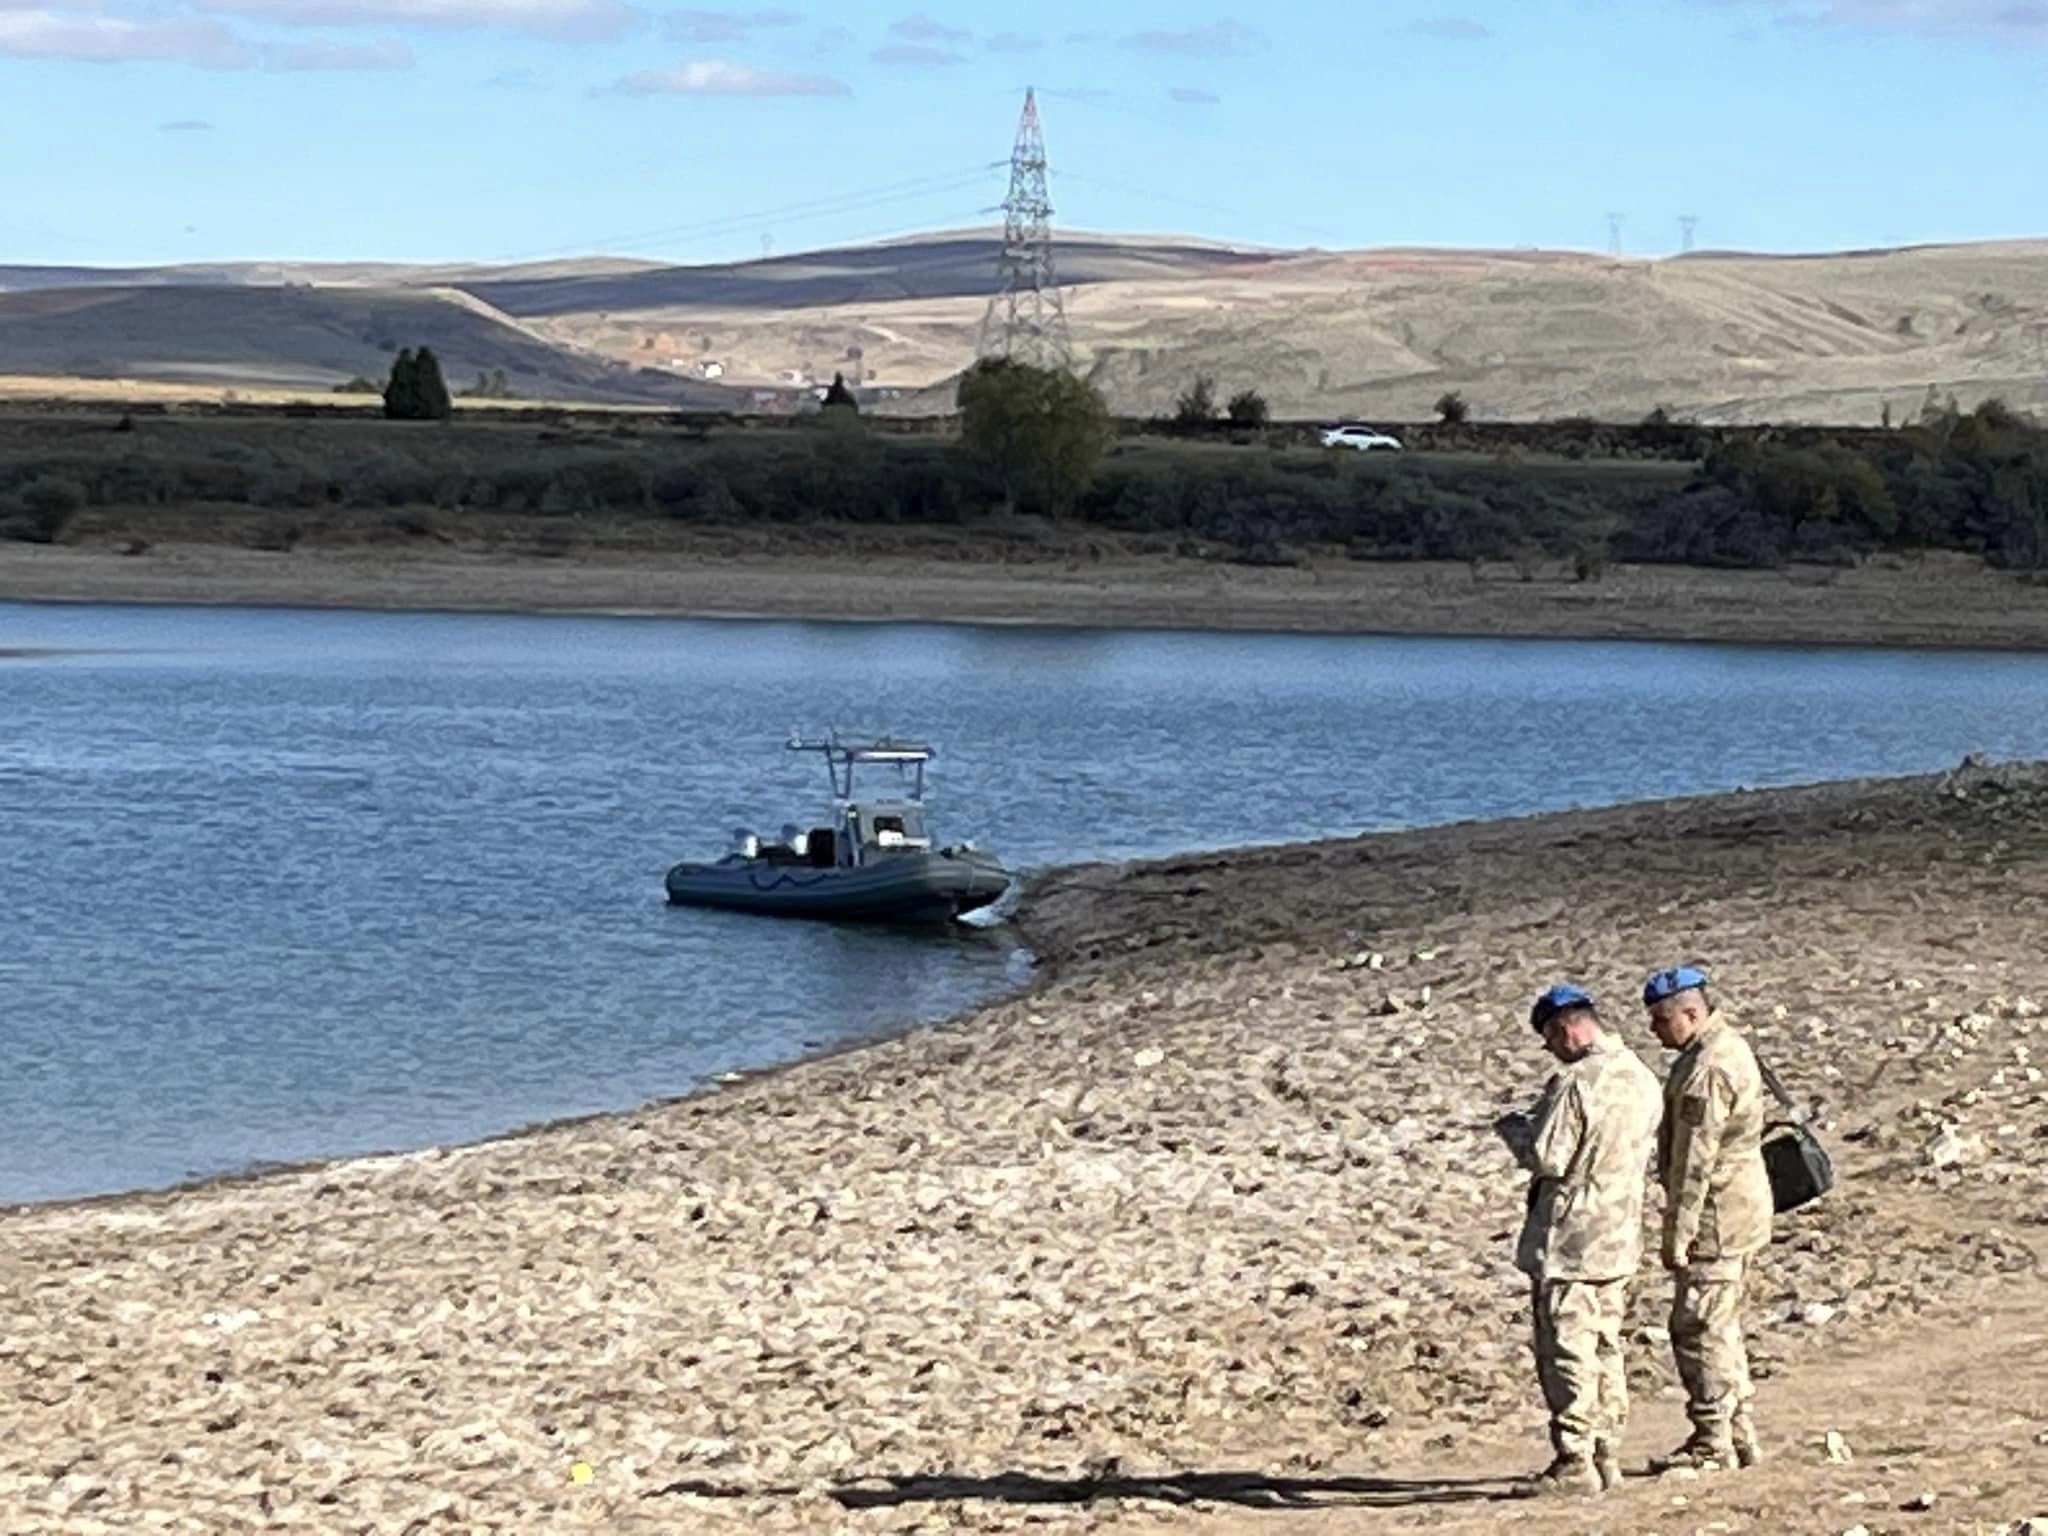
[788,733,931,801]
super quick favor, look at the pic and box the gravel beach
[5,759,2047,1534]
[12,540,2048,650]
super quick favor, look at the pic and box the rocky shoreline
[5,761,2048,1533]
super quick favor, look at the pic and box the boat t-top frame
[787,734,932,804]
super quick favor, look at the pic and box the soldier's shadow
[828,1468,1522,1511]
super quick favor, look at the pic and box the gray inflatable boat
[664,737,1013,924]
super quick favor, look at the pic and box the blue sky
[0,0,2042,266]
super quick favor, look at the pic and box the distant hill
[0,284,728,405]
[463,233,1285,317]
[0,256,666,294]
[3,232,2047,421]
[510,235,2048,423]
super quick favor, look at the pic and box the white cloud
[1708,0,2048,43]
[195,0,638,41]
[1117,19,1258,55]
[870,39,960,64]
[888,12,967,43]
[266,36,411,67]
[1168,84,1219,104]
[613,55,848,93]
[0,9,250,67]
[160,116,215,129]
[983,30,1039,52]
[665,7,801,43]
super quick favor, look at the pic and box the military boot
[1648,1433,1735,1474]
[1521,1455,1603,1497]
[1730,1417,1762,1469]
[1592,1440,1623,1491]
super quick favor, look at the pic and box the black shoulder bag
[1755,1054,1835,1213]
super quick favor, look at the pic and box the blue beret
[1530,982,1596,1034]
[1643,965,1710,1005]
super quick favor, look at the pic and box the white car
[1321,423,1403,452]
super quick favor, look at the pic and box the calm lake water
[8,601,2048,1204]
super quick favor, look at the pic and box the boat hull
[665,850,1012,923]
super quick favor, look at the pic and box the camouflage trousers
[1670,1256,1756,1439]
[1530,1276,1631,1460]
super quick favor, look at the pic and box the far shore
[9,537,2048,650]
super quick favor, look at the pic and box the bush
[1174,375,1217,426]
[1624,483,1791,568]
[1225,389,1269,427]
[1704,439,1897,556]
[19,392,2048,575]
[0,475,87,543]
[21,475,86,519]
[1637,404,1708,460]
[819,372,859,413]
[1435,391,1470,425]
[248,516,305,553]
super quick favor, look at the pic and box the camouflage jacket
[1658,1016,1773,1265]
[1511,1033,1664,1281]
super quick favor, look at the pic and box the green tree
[956,358,1112,515]
[1226,388,1270,427]
[382,348,419,419]
[818,371,861,432]
[1175,374,1217,426]
[386,347,453,420]
[1436,390,1470,425]
[413,347,453,420]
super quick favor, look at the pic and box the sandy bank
[9,539,2048,650]
[4,763,2048,1534]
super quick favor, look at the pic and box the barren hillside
[0,256,666,293]
[0,285,728,406]
[533,238,2048,423]
[4,233,2048,421]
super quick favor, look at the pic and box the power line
[629,172,1000,257]
[1058,169,1339,245]
[493,164,1003,264]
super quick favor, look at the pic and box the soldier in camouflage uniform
[1497,983,1664,1496]
[1643,965,1773,1473]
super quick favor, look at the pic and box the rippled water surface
[8,600,2048,1203]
